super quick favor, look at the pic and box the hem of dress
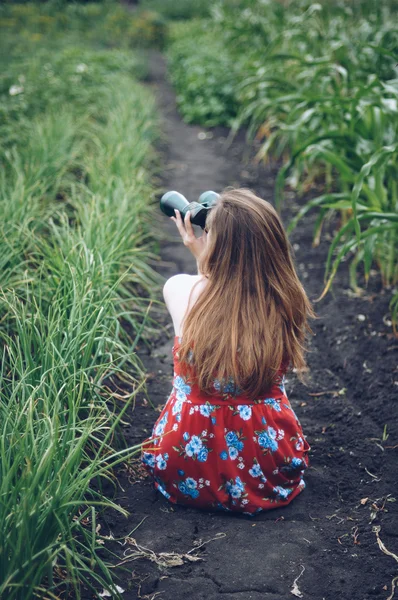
[151,474,307,516]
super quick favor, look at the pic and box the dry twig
[290,565,305,598]
[114,532,226,569]
[373,526,398,600]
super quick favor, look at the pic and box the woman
[141,188,314,515]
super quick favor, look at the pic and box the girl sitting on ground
[142,188,314,515]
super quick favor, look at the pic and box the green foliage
[140,0,212,21]
[168,20,239,126]
[128,9,167,48]
[0,2,166,50]
[0,46,147,148]
[167,0,398,326]
[0,4,162,599]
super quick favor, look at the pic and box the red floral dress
[141,335,310,515]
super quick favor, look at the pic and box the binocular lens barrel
[160,191,189,218]
[160,190,219,229]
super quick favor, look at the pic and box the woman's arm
[196,258,204,276]
[170,209,208,272]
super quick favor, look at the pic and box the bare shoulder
[163,274,206,300]
[163,274,209,335]
[163,273,197,293]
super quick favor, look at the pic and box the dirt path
[100,53,398,600]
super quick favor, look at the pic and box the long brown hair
[178,188,316,399]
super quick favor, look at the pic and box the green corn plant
[167,0,398,325]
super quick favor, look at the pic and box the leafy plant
[166,0,398,327]
[168,20,240,126]
[140,0,212,21]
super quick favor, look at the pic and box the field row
[166,0,398,323]
[0,4,162,598]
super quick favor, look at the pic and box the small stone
[383,314,392,327]
[357,314,366,322]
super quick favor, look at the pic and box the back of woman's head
[178,188,316,400]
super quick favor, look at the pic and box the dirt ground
[94,53,397,600]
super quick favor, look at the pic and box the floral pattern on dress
[254,420,285,454]
[174,376,191,401]
[173,431,212,462]
[229,404,252,421]
[141,336,310,515]
[151,411,169,445]
[280,456,305,475]
[221,475,247,501]
[248,458,267,482]
[177,476,200,499]
[222,428,246,460]
[263,398,282,412]
[213,376,243,399]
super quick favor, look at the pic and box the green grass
[140,0,212,21]
[167,0,398,326]
[0,3,163,598]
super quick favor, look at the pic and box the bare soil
[90,52,398,600]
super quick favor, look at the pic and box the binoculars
[160,191,219,229]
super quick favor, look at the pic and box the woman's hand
[170,209,208,261]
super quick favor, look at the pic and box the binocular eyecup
[160,190,219,229]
